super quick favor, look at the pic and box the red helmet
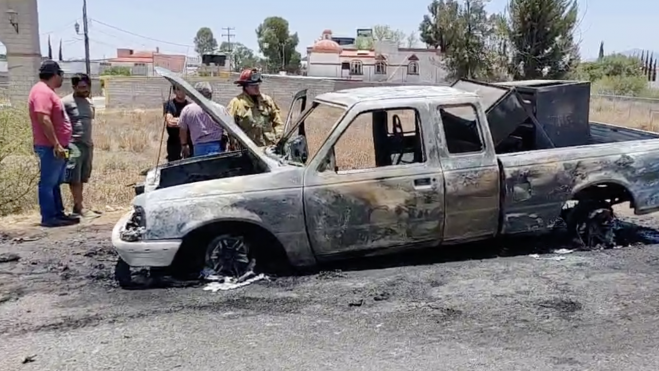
[234,68,262,86]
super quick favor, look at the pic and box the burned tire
[174,223,293,280]
[203,233,253,278]
[564,199,615,248]
[114,258,132,288]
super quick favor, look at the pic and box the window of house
[341,62,350,70]
[375,61,387,75]
[350,60,363,75]
[407,61,419,75]
[323,108,425,172]
[438,104,484,154]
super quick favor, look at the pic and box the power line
[92,27,151,49]
[222,27,235,70]
[40,19,80,35]
[91,18,194,48]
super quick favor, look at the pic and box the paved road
[2,219,659,370]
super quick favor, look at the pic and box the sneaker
[40,218,79,227]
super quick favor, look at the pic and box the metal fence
[591,94,659,130]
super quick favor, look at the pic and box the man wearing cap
[28,60,79,227]
[227,68,284,147]
[178,82,226,157]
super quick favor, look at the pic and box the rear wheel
[563,199,615,248]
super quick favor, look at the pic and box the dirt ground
[2,209,659,370]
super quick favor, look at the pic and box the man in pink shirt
[29,60,79,227]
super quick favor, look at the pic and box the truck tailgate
[497,139,659,235]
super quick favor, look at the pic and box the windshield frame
[275,99,349,156]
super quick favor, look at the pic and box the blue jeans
[34,145,67,223]
[193,141,223,157]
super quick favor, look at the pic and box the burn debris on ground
[0,253,20,263]
[568,205,659,250]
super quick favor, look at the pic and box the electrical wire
[91,18,194,48]
[40,19,80,35]
[92,27,151,49]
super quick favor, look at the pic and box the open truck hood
[154,67,269,163]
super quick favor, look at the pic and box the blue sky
[20,0,659,60]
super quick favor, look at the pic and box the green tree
[447,0,494,79]
[420,0,499,80]
[100,66,131,76]
[194,27,218,56]
[218,42,260,72]
[355,25,407,49]
[419,0,461,52]
[256,17,301,73]
[574,54,649,95]
[406,32,418,48]
[506,0,580,79]
[598,41,604,60]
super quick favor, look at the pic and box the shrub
[0,108,39,215]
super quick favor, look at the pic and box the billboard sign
[356,28,373,38]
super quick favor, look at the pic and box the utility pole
[82,0,90,76]
[75,0,91,75]
[222,27,235,71]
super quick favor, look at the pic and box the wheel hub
[205,234,250,277]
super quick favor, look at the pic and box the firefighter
[227,68,284,147]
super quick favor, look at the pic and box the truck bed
[589,122,659,144]
[497,128,659,236]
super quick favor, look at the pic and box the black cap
[39,60,63,75]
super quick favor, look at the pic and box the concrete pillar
[0,0,41,106]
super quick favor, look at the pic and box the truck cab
[278,86,500,258]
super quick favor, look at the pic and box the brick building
[0,0,42,104]
[102,48,187,76]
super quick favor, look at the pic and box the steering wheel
[391,115,405,165]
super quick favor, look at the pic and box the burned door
[283,89,308,133]
[436,103,500,242]
[303,101,445,258]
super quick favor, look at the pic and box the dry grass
[0,108,165,216]
[0,95,658,216]
[590,96,659,131]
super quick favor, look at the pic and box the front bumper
[111,211,181,267]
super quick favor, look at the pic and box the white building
[306,30,448,83]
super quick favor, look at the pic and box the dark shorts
[65,142,93,183]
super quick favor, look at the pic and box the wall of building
[306,45,447,83]
[102,74,450,109]
[102,74,659,118]
[109,61,154,76]
[307,53,341,77]
[0,0,42,105]
[103,74,337,109]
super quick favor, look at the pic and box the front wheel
[203,233,254,278]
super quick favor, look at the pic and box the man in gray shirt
[62,73,99,218]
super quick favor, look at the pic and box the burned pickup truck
[112,68,659,283]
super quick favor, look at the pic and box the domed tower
[308,29,342,77]
[311,29,342,54]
